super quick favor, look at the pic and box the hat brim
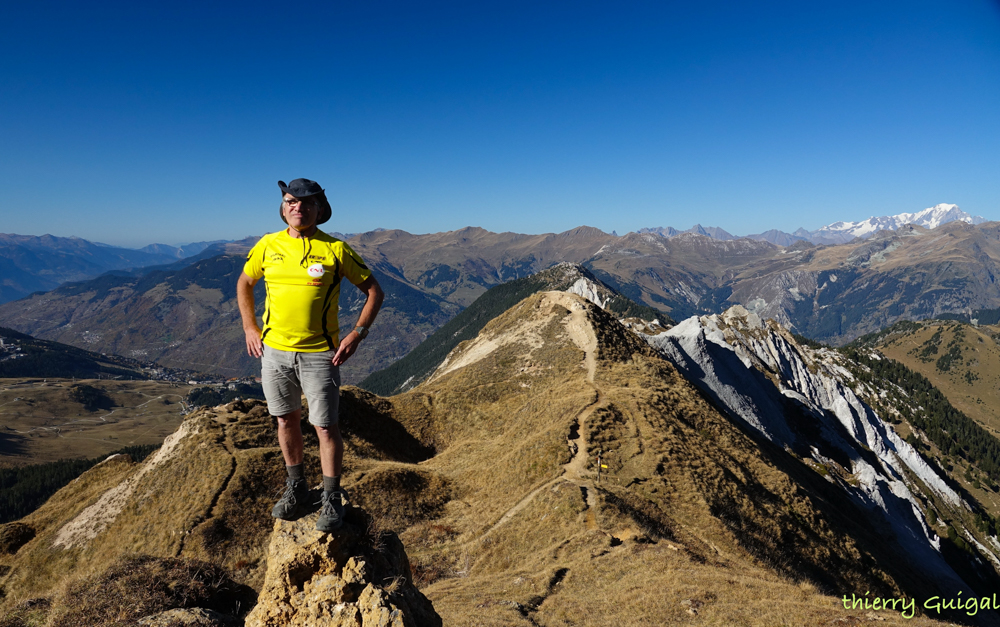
[278,192,332,226]
[316,194,332,225]
[278,179,324,198]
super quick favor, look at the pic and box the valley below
[0,378,194,466]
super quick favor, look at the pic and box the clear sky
[2,0,998,248]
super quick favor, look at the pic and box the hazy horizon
[1,199,984,250]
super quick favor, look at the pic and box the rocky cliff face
[648,307,969,586]
[646,305,1000,618]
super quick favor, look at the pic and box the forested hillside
[0,445,159,524]
[0,327,146,380]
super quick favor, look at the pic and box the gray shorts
[261,345,340,427]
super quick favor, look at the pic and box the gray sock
[286,464,304,482]
[323,475,341,494]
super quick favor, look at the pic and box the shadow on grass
[0,430,28,456]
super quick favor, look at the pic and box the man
[237,178,383,532]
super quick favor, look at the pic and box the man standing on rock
[237,178,383,532]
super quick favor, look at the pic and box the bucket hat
[278,179,332,225]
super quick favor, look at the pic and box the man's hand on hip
[332,331,361,366]
[245,326,263,358]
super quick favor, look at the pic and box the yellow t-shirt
[243,229,372,352]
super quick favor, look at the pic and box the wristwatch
[354,326,369,340]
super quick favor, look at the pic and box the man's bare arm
[332,276,384,366]
[237,271,263,358]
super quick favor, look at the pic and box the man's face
[282,194,319,230]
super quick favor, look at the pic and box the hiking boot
[316,490,345,532]
[271,478,308,520]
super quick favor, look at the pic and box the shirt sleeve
[338,242,373,286]
[243,237,267,280]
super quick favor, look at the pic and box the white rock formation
[645,305,983,589]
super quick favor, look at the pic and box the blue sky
[1,0,998,247]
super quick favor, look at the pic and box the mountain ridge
[0,233,183,305]
[3,217,1000,382]
[359,262,669,396]
[5,289,1000,624]
[642,202,987,246]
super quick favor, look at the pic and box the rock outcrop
[246,501,440,627]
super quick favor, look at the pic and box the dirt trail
[176,416,238,557]
[478,293,604,540]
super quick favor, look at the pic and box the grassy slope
[367,295,968,625]
[359,265,669,396]
[0,295,978,626]
[358,273,555,396]
[0,444,159,524]
[0,327,144,380]
[874,321,1000,437]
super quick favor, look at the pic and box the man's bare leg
[315,424,343,479]
[276,409,304,466]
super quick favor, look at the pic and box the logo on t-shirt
[307,264,325,278]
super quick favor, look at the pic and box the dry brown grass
[387,294,969,626]
[0,384,457,620]
[0,453,138,601]
[44,555,251,627]
[0,598,49,627]
[349,466,451,532]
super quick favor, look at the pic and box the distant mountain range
[643,203,987,246]
[0,234,237,305]
[0,250,458,383]
[0,234,174,305]
[4,218,1000,382]
[1,204,983,308]
[637,224,735,240]
[0,202,995,379]
[138,240,229,259]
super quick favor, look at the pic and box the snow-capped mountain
[644,203,988,247]
[809,203,987,245]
